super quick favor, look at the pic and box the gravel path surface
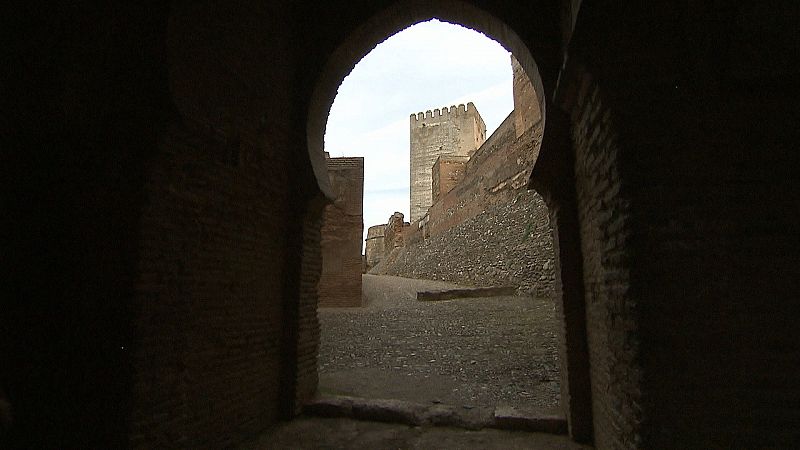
[318,275,560,414]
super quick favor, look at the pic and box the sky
[323,19,514,247]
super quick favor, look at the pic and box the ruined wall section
[318,157,364,307]
[363,225,385,271]
[432,155,469,204]
[409,103,486,222]
[382,212,408,256]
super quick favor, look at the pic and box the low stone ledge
[305,396,565,434]
[422,404,494,430]
[351,398,426,426]
[304,396,354,417]
[416,286,518,301]
[491,405,567,434]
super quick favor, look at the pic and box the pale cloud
[324,19,513,248]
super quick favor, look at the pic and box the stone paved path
[318,274,561,415]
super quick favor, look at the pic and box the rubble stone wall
[381,189,555,298]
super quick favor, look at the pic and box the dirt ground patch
[317,274,561,415]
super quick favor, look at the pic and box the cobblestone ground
[318,274,560,414]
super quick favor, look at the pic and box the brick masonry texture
[570,71,639,450]
[5,1,799,449]
[132,126,291,445]
[432,155,469,204]
[319,157,364,307]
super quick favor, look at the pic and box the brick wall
[382,212,407,256]
[512,55,541,138]
[128,1,307,444]
[133,122,297,447]
[554,3,800,447]
[568,70,640,449]
[7,1,799,449]
[318,157,364,307]
[431,155,469,204]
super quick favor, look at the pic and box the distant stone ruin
[363,225,385,272]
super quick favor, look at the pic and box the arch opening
[300,1,580,436]
[306,1,547,199]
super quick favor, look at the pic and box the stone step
[304,395,567,434]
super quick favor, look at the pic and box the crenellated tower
[409,102,486,222]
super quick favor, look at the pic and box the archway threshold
[304,395,567,434]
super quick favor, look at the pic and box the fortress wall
[318,157,364,307]
[380,188,554,297]
[409,103,486,222]
[374,58,554,296]
[376,118,554,297]
[431,155,469,204]
[512,54,541,137]
[426,114,543,237]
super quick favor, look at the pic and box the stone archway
[299,0,592,443]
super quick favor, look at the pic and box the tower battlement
[408,101,486,223]
[409,102,479,127]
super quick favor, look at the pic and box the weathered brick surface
[431,155,469,204]
[135,130,289,445]
[6,1,799,449]
[512,55,541,138]
[319,157,364,307]
[291,194,324,415]
[555,3,800,447]
[569,71,640,450]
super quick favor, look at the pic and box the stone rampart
[374,54,555,297]
[409,102,486,222]
[432,155,469,204]
[376,122,555,297]
[381,189,554,298]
